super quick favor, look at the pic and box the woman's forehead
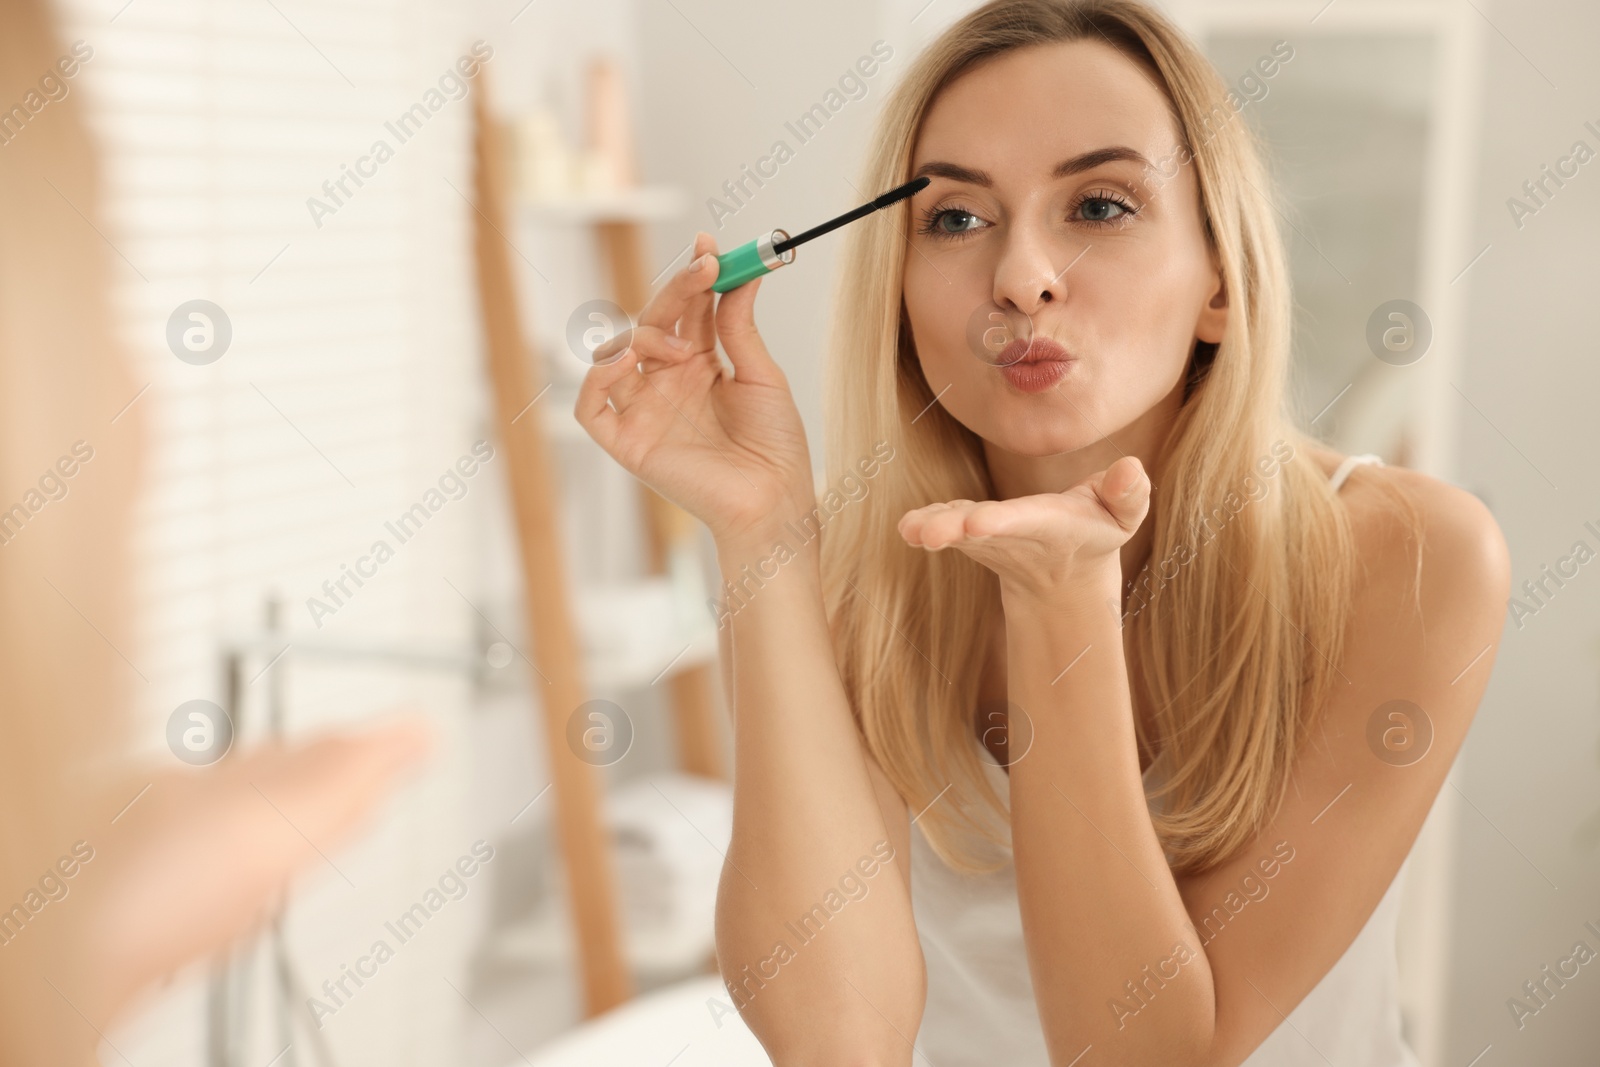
[912,40,1181,176]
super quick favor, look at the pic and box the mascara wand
[711,176,931,294]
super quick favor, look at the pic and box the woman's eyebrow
[913,145,1152,187]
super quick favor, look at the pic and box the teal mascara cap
[712,229,795,294]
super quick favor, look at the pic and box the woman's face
[903,39,1227,458]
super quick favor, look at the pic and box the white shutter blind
[56,0,505,1062]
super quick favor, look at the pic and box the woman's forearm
[713,532,925,1066]
[1003,584,1216,1062]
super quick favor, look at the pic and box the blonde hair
[819,0,1419,875]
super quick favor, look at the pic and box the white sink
[521,973,772,1066]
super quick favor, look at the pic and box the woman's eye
[917,195,1137,240]
[920,207,983,239]
[1077,195,1135,225]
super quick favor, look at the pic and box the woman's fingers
[638,239,721,336]
[1089,455,1151,532]
[910,499,1038,548]
[574,339,645,455]
[899,501,976,550]
[900,457,1151,553]
[91,715,433,1017]
[625,323,699,373]
[677,231,721,370]
[714,274,785,386]
[632,229,781,389]
[575,318,710,457]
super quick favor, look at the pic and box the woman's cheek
[906,289,980,380]
[1100,261,1198,378]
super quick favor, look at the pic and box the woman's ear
[1196,257,1228,345]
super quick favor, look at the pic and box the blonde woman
[577,1,1508,1063]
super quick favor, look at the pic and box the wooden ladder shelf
[468,70,724,1020]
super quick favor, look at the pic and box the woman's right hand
[575,231,815,549]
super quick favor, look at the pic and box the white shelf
[491,772,731,979]
[518,185,688,224]
[491,895,716,978]
[517,973,770,1067]
[579,594,718,694]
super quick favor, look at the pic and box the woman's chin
[976,423,1105,459]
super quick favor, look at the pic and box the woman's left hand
[896,454,1151,609]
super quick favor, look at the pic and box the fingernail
[694,253,716,272]
[667,335,692,350]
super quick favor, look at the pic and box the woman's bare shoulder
[1300,446,1498,553]
[1327,453,1510,624]
[1307,450,1510,750]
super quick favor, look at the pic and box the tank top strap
[1328,452,1384,493]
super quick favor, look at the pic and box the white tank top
[909,453,1420,1066]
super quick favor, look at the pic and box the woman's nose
[991,223,1078,315]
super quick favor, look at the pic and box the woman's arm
[903,458,1508,1066]
[1002,577,1216,1058]
[713,527,924,1067]
[715,591,914,904]
[573,232,923,1064]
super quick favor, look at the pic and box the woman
[577,1,1508,1063]
[0,2,428,1060]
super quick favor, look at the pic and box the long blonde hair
[820,0,1418,875]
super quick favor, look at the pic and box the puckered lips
[996,336,1075,393]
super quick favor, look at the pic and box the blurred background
[16,0,1598,1062]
